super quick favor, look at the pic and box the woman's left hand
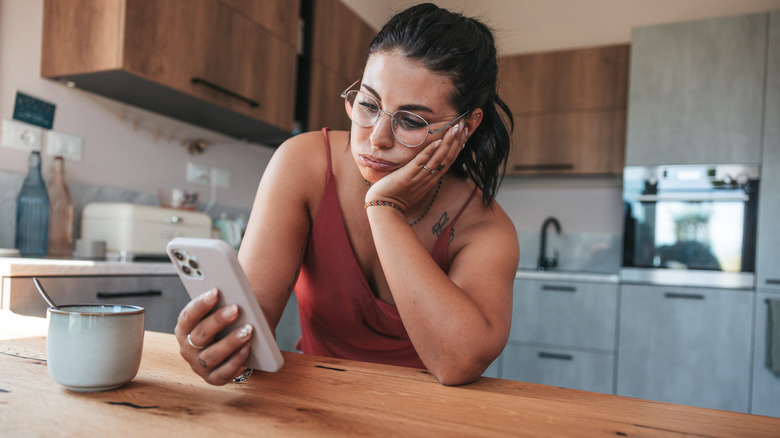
[366,119,468,210]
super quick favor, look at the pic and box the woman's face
[350,50,462,184]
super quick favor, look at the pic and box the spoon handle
[33,277,59,310]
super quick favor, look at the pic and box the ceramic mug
[46,304,145,392]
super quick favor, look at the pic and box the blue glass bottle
[15,150,50,257]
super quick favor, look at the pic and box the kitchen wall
[0,0,273,249]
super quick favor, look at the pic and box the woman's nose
[369,112,395,149]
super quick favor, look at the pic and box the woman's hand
[366,119,468,210]
[173,289,254,385]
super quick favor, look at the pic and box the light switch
[1,119,42,151]
[46,130,83,161]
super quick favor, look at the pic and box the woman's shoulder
[272,129,348,173]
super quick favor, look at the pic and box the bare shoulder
[450,192,520,279]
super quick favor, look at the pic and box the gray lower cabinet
[626,12,768,165]
[617,284,754,412]
[751,290,780,417]
[492,278,618,393]
[756,11,780,292]
[2,275,190,333]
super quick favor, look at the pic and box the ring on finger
[187,333,206,350]
[422,165,435,174]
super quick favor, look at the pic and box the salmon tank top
[293,128,476,368]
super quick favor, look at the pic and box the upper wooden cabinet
[499,45,629,175]
[304,0,375,132]
[41,0,299,146]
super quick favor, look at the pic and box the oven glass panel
[630,200,745,272]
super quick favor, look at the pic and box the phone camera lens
[173,251,184,261]
[182,265,192,275]
[189,259,199,269]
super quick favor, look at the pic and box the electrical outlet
[210,167,231,189]
[1,119,42,151]
[186,162,210,184]
[46,130,83,161]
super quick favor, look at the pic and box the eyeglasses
[341,80,469,147]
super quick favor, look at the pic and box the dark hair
[369,3,513,205]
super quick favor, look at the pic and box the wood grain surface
[1,312,778,437]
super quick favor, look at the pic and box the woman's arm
[365,123,519,385]
[174,132,324,385]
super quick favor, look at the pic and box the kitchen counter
[2,312,779,437]
[516,269,620,284]
[0,256,175,277]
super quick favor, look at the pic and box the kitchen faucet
[538,216,562,271]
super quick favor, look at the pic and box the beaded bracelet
[365,200,405,213]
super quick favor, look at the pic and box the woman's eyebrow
[362,84,434,114]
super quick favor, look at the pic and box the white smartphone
[166,237,284,372]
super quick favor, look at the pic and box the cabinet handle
[538,352,573,361]
[96,290,163,299]
[766,279,780,285]
[513,164,574,172]
[191,77,259,108]
[664,292,705,300]
[541,284,576,293]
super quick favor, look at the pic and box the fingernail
[464,127,469,138]
[204,288,218,303]
[221,304,238,319]
[433,140,442,149]
[240,344,250,355]
[452,123,459,135]
[237,324,253,340]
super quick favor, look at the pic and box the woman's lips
[359,154,401,171]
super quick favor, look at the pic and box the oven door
[622,190,757,289]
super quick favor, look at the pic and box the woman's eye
[358,101,379,113]
[398,115,427,130]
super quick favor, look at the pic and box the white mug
[46,305,145,392]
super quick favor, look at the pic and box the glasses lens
[345,90,379,128]
[392,111,429,147]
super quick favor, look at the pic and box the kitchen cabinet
[499,45,628,176]
[2,275,189,334]
[303,0,375,132]
[496,277,618,393]
[616,284,753,412]
[756,11,780,292]
[625,13,768,165]
[41,0,299,145]
[751,291,780,417]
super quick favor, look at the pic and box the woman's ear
[465,109,483,138]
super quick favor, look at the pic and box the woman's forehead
[361,51,455,110]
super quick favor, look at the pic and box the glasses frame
[341,79,470,147]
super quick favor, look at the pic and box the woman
[175,3,519,386]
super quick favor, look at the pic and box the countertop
[2,312,779,437]
[0,256,176,277]
[515,269,620,284]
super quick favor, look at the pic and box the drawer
[500,342,615,394]
[2,275,190,333]
[511,279,618,351]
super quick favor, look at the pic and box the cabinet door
[218,0,300,46]
[626,13,767,165]
[756,11,780,292]
[500,45,628,176]
[751,291,780,418]
[4,276,190,334]
[501,343,614,394]
[511,279,618,351]
[617,284,753,412]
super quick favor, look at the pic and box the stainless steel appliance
[621,164,759,289]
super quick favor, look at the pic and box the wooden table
[1,312,779,437]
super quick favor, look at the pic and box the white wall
[0,0,275,210]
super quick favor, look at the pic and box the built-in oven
[621,164,759,289]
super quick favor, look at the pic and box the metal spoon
[33,277,59,310]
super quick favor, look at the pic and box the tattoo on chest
[432,212,450,237]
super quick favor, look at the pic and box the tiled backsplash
[0,170,251,250]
